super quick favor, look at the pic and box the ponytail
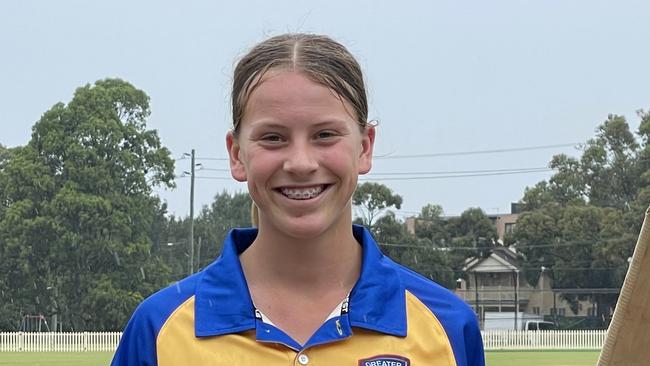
[250,201,259,227]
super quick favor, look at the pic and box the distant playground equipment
[19,314,50,332]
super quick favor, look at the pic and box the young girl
[112,33,484,366]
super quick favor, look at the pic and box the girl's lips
[276,184,331,200]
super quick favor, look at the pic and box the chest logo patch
[358,354,410,366]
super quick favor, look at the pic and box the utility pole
[540,266,546,320]
[513,269,520,330]
[196,236,202,272]
[189,149,195,275]
[473,271,480,328]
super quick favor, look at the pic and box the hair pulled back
[231,33,368,135]
[232,34,370,227]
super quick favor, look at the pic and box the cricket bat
[597,207,650,366]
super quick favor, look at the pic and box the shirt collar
[194,225,407,338]
[348,225,407,336]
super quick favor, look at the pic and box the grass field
[0,352,113,365]
[486,351,600,366]
[0,351,600,365]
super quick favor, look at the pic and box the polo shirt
[111,225,484,366]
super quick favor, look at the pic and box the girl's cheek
[324,145,357,162]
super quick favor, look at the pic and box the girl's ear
[226,131,247,182]
[358,125,375,175]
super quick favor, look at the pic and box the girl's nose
[283,143,318,175]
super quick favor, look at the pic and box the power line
[178,176,233,180]
[360,168,552,181]
[366,167,550,176]
[195,156,229,161]
[374,143,581,160]
[200,168,231,172]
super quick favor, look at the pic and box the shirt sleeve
[110,302,159,366]
[464,315,485,366]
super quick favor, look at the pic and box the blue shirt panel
[396,263,485,366]
[110,272,202,366]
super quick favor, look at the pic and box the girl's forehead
[244,71,356,123]
[251,71,334,102]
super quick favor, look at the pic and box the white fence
[0,330,606,352]
[0,332,121,352]
[482,330,607,350]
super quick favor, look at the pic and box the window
[538,322,555,331]
[551,308,566,316]
[505,223,516,234]
[533,307,540,315]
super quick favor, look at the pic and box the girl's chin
[271,216,342,240]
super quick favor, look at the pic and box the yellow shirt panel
[156,291,457,366]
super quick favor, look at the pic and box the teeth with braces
[280,186,324,200]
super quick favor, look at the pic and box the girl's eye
[316,131,337,139]
[260,134,283,143]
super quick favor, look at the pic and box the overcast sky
[2,0,650,219]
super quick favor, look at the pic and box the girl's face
[227,70,375,239]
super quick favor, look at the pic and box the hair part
[231,33,369,136]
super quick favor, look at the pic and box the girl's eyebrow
[312,119,350,127]
[248,120,288,130]
[249,118,352,130]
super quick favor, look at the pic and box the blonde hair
[232,33,368,135]
[250,202,259,227]
[233,33,369,227]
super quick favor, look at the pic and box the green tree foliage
[191,191,251,272]
[438,207,498,281]
[0,79,174,331]
[155,191,252,280]
[392,240,455,288]
[352,189,454,288]
[522,114,640,211]
[0,144,10,167]
[150,212,189,280]
[414,204,448,244]
[448,208,497,242]
[352,182,403,228]
[515,113,645,323]
[511,210,560,286]
[373,211,454,288]
[369,211,405,244]
[515,205,631,319]
[0,144,15,327]
[629,110,650,233]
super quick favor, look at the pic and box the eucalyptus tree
[0,79,175,330]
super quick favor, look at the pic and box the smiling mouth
[278,185,329,200]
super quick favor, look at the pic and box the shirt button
[297,353,309,365]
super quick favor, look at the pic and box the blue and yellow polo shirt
[111,225,484,365]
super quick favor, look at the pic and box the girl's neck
[239,217,362,292]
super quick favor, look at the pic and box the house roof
[463,247,520,273]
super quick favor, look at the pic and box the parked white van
[525,320,556,331]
